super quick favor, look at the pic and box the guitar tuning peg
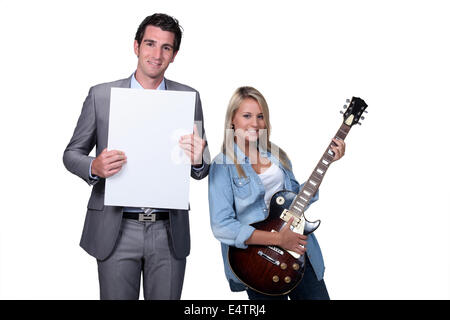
[364,110,368,113]
[340,110,344,114]
[357,122,362,125]
[360,116,365,120]
[343,105,348,109]
[346,98,351,103]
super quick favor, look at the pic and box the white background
[0,0,449,300]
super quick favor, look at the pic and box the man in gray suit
[63,13,210,300]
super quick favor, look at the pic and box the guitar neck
[289,123,351,216]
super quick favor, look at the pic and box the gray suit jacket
[63,75,210,261]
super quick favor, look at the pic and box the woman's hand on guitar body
[277,217,308,255]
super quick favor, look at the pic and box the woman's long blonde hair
[222,86,291,177]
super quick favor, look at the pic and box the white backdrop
[0,0,449,300]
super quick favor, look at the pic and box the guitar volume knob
[276,196,285,205]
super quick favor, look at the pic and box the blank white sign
[105,88,196,209]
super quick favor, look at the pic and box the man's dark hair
[135,13,183,52]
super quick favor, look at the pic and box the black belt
[122,211,169,222]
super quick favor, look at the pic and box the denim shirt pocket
[232,176,251,199]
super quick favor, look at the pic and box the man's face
[134,25,178,81]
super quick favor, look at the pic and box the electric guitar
[228,97,368,295]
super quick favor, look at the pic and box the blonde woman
[208,87,345,300]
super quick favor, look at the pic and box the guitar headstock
[341,97,368,127]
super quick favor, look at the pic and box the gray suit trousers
[97,218,186,300]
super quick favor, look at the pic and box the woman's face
[232,98,267,143]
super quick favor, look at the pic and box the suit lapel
[123,75,133,88]
[164,78,176,91]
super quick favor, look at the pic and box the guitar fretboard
[288,123,351,217]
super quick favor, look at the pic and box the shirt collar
[232,142,277,165]
[131,73,166,90]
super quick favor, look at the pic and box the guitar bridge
[257,250,280,266]
[268,246,284,255]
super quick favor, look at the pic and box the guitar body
[228,190,319,296]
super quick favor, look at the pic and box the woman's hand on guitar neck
[331,138,346,162]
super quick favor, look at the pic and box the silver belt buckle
[139,213,156,222]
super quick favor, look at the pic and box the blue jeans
[246,255,330,300]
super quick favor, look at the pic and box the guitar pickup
[280,210,302,228]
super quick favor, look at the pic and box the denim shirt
[208,146,325,292]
